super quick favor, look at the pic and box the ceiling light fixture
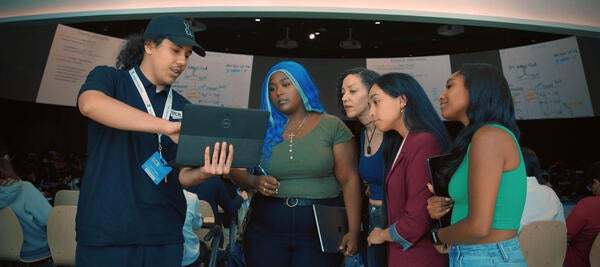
[437,24,464,36]
[276,27,299,49]
[186,18,206,32]
[339,28,361,49]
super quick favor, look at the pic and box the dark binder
[427,154,453,228]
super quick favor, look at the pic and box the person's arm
[550,189,566,224]
[369,135,440,250]
[228,195,244,215]
[228,168,280,196]
[22,182,52,228]
[228,168,258,189]
[334,139,362,256]
[78,90,180,142]
[565,201,586,242]
[190,193,203,231]
[387,137,440,250]
[214,179,243,217]
[437,126,517,244]
[178,142,234,187]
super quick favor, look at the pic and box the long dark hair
[374,72,452,147]
[441,63,520,179]
[116,34,166,70]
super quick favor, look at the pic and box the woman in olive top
[229,61,362,267]
[426,63,527,266]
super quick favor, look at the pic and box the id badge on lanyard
[130,68,173,184]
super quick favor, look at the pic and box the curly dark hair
[335,67,380,117]
[116,34,166,70]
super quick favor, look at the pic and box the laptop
[176,104,269,168]
[427,154,453,228]
[312,204,348,253]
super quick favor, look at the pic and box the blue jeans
[243,196,343,267]
[449,237,526,267]
[366,204,386,267]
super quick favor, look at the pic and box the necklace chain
[365,125,376,155]
[286,113,310,160]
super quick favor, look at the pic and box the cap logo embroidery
[183,22,193,37]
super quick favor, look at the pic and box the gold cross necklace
[286,113,310,160]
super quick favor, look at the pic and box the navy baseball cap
[144,15,206,57]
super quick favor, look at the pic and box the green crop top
[447,124,526,230]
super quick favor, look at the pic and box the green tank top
[448,124,526,230]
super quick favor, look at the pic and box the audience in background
[564,161,600,267]
[519,147,565,231]
[182,189,208,267]
[366,73,451,266]
[550,160,577,200]
[187,176,248,227]
[0,143,54,266]
[538,170,553,189]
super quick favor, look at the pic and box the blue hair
[259,61,326,165]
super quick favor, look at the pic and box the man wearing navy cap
[76,15,233,266]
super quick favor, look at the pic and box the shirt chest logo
[171,109,183,120]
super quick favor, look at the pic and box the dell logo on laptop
[222,118,232,128]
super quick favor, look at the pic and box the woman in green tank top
[426,63,527,266]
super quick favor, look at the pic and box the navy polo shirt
[76,65,189,246]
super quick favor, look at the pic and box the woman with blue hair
[230,61,362,267]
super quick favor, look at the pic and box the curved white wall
[1,0,599,37]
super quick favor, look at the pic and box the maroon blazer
[386,131,448,266]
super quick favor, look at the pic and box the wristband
[430,228,442,245]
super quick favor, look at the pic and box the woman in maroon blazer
[366,73,451,266]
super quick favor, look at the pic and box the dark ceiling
[68,17,568,59]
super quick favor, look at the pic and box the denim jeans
[366,204,386,267]
[449,237,526,267]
